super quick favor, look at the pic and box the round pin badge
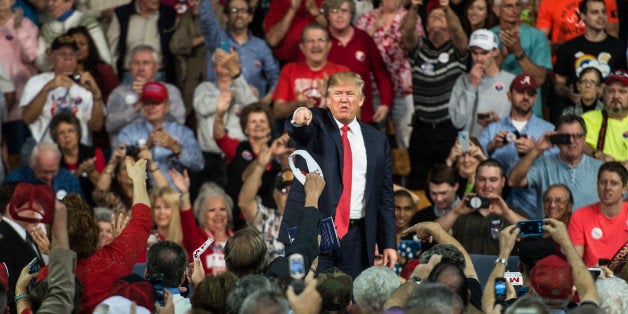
[438,52,449,63]
[125,94,138,105]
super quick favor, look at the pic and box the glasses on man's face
[543,197,569,206]
[578,79,600,87]
[566,133,584,140]
[330,8,351,16]
[302,37,328,45]
[229,7,249,15]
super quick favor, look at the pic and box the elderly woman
[445,138,487,198]
[561,67,604,116]
[356,0,424,148]
[214,102,280,230]
[171,169,234,275]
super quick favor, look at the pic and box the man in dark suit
[0,182,51,314]
[279,72,396,278]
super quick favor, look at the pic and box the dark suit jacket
[279,108,396,265]
[0,219,40,314]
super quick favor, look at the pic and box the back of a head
[316,267,353,312]
[427,262,468,307]
[353,266,400,313]
[419,244,466,270]
[596,277,628,314]
[226,275,279,314]
[224,227,267,277]
[406,282,464,314]
[0,182,19,215]
[239,290,289,314]
[65,193,99,259]
[146,241,188,288]
[504,294,549,314]
[191,271,238,313]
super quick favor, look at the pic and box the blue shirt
[491,24,552,118]
[199,0,280,96]
[479,115,556,218]
[4,165,84,198]
[527,154,602,214]
[117,120,204,187]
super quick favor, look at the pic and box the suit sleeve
[378,137,396,250]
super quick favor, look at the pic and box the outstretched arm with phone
[482,225,519,312]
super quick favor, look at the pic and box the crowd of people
[0,0,627,312]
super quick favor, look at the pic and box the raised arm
[401,0,421,53]
[544,218,598,304]
[481,225,518,312]
[507,131,553,188]
[441,0,467,54]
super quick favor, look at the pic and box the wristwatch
[495,258,508,266]
[409,276,422,286]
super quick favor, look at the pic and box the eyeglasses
[543,197,569,205]
[330,8,351,15]
[229,7,249,15]
[567,133,584,140]
[578,79,600,86]
[302,37,328,45]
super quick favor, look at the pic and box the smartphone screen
[495,278,507,303]
[516,220,544,237]
[149,274,165,306]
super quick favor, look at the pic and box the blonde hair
[150,187,183,245]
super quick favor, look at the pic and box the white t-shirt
[19,72,93,145]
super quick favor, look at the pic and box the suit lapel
[324,110,344,165]
[0,220,38,257]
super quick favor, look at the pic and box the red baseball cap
[605,69,628,86]
[9,183,55,224]
[510,74,538,92]
[530,255,573,300]
[140,81,169,103]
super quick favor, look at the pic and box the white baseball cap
[469,29,498,50]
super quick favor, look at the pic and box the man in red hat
[0,182,54,313]
[117,81,203,188]
[582,69,628,167]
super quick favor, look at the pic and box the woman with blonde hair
[137,186,184,262]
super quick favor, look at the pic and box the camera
[503,130,521,144]
[467,196,490,209]
[125,145,140,157]
[549,133,571,145]
[494,277,507,303]
[289,253,305,294]
[516,220,544,237]
[68,74,81,83]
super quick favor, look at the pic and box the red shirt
[328,27,394,123]
[273,61,349,108]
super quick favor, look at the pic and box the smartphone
[588,267,602,280]
[27,257,39,290]
[477,113,491,120]
[220,41,230,52]
[167,158,185,174]
[494,277,507,303]
[458,131,470,152]
[549,133,571,145]
[148,273,165,307]
[68,74,81,83]
[516,220,544,237]
[289,253,305,294]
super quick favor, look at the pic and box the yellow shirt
[582,110,628,161]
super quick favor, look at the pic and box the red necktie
[335,125,352,239]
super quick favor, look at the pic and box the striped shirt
[408,36,468,123]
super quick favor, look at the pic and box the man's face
[31,151,60,186]
[581,1,607,32]
[470,47,498,72]
[493,0,522,25]
[426,8,447,34]
[326,82,364,125]
[543,186,572,224]
[142,101,170,124]
[556,122,585,162]
[130,50,159,81]
[597,170,627,206]
[508,89,536,116]
[51,46,78,74]
[48,0,73,19]
[603,81,628,118]
[395,195,415,230]
[299,28,331,66]
[475,165,504,197]
[428,182,458,210]
[328,2,353,31]
[225,0,252,31]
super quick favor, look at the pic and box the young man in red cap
[117,81,203,188]
[479,74,555,218]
